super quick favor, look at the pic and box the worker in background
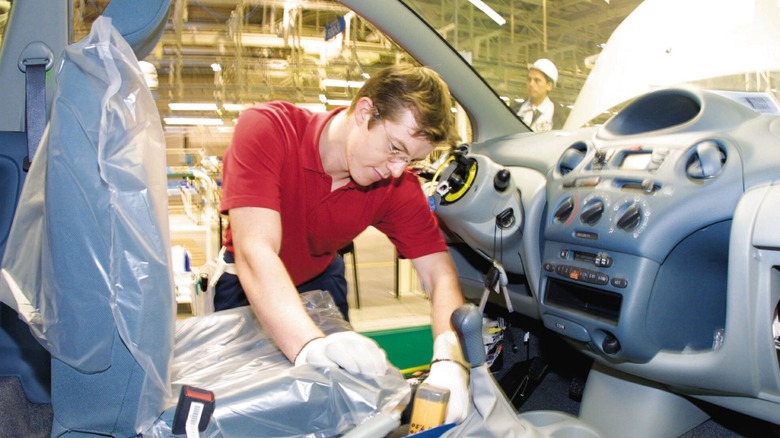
[215,65,470,424]
[515,58,566,131]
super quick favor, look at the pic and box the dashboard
[433,86,780,425]
[542,88,754,362]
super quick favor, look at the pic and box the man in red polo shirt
[216,65,469,424]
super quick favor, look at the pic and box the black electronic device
[172,385,216,435]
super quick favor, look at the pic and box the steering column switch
[602,332,621,355]
[494,168,511,192]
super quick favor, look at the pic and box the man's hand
[422,330,470,424]
[294,331,389,376]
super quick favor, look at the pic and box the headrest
[102,0,171,59]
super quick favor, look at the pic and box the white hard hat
[529,58,558,85]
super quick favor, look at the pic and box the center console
[539,87,754,362]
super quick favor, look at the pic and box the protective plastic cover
[149,290,411,437]
[0,16,174,428]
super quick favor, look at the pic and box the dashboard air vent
[557,142,588,176]
[686,140,726,180]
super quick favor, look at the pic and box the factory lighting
[164,117,224,126]
[468,0,506,26]
[168,103,219,112]
[223,103,247,112]
[321,79,365,88]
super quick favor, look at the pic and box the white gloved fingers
[325,331,389,376]
[423,360,470,424]
[295,331,389,376]
[294,336,337,368]
[304,347,342,369]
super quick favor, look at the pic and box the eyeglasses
[379,116,423,166]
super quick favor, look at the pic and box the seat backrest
[0,0,172,435]
[0,0,68,409]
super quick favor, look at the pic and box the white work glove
[294,331,389,376]
[422,330,470,424]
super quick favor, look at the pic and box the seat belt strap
[23,61,47,172]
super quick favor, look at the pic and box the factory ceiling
[71,0,643,146]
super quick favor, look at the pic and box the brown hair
[348,65,459,146]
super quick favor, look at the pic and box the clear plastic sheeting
[149,290,411,437]
[0,15,173,430]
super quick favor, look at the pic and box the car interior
[2,0,780,437]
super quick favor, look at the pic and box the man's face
[527,69,553,103]
[347,107,434,187]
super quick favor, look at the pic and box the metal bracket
[18,41,54,73]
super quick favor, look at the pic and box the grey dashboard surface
[434,85,780,426]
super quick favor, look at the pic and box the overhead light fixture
[138,61,158,89]
[321,79,365,88]
[168,103,219,112]
[223,103,246,112]
[211,63,222,72]
[468,0,506,26]
[164,117,224,126]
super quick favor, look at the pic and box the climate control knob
[616,202,642,232]
[553,196,575,223]
[580,199,605,226]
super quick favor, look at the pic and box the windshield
[568,0,780,128]
[402,0,780,129]
[402,0,642,130]
[68,0,780,138]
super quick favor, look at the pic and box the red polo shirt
[220,101,447,285]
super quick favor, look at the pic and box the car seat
[0,1,172,435]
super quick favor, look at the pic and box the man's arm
[229,206,325,362]
[411,251,464,336]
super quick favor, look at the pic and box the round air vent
[686,140,726,180]
[557,141,588,176]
